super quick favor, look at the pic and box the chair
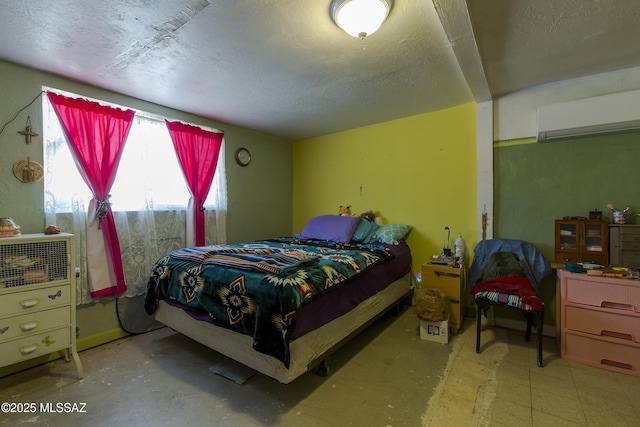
[468,239,552,367]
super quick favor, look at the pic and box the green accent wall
[494,131,640,325]
[0,59,293,376]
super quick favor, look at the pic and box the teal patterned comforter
[144,238,393,367]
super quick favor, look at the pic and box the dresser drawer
[555,252,609,265]
[0,284,71,317]
[0,327,71,367]
[565,305,640,343]
[0,306,70,343]
[564,331,640,376]
[421,266,462,298]
[555,252,580,264]
[620,242,640,250]
[564,277,640,312]
[621,232,640,243]
[620,251,640,268]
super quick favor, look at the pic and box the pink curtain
[47,92,134,298]
[165,120,223,247]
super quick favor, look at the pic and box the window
[43,88,227,303]
[43,91,225,212]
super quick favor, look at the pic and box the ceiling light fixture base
[330,0,393,39]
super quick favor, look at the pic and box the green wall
[494,131,640,324]
[0,60,293,374]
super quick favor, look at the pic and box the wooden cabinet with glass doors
[555,219,609,266]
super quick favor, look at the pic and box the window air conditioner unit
[536,90,640,142]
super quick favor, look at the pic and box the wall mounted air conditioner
[536,89,640,142]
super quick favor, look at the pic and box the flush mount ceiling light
[330,0,393,39]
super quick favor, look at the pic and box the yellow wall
[293,102,478,277]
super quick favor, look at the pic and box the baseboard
[77,327,130,351]
[0,327,129,378]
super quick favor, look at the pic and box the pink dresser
[556,269,640,376]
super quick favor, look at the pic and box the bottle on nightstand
[454,233,466,265]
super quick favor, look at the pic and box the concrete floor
[1,308,639,426]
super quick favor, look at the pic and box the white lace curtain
[43,93,227,304]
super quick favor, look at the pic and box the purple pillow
[296,215,360,243]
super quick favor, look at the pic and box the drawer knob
[19,344,38,355]
[20,321,39,332]
[20,298,40,308]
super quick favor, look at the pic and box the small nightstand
[421,263,467,334]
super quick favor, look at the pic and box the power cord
[0,91,45,136]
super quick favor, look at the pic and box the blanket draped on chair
[472,276,544,311]
[468,238,552,294]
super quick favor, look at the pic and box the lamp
[330,0,393,39]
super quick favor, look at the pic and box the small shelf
[555,219,609,265]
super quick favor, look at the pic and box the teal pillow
[372,223,412,244]
[351,219,380,243]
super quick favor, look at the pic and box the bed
[144,215,413,383]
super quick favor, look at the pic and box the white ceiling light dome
[330,0,394,39]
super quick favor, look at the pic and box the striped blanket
[169,244,320,276]
[472,276,543,311]
[145,238,393,367]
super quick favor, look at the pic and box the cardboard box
[419,318,449,344]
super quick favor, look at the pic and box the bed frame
[155,273,412,384]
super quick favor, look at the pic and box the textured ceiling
[0,0,638,140]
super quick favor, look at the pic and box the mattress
[145,238,411,367]
[168,241,411,339]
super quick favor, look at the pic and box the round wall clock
[235,147,251,166]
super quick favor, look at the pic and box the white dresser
[0,233,83,378]
[556,269,640,376]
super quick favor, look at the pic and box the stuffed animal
[359,210,376,222]
[338,205,352,216]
